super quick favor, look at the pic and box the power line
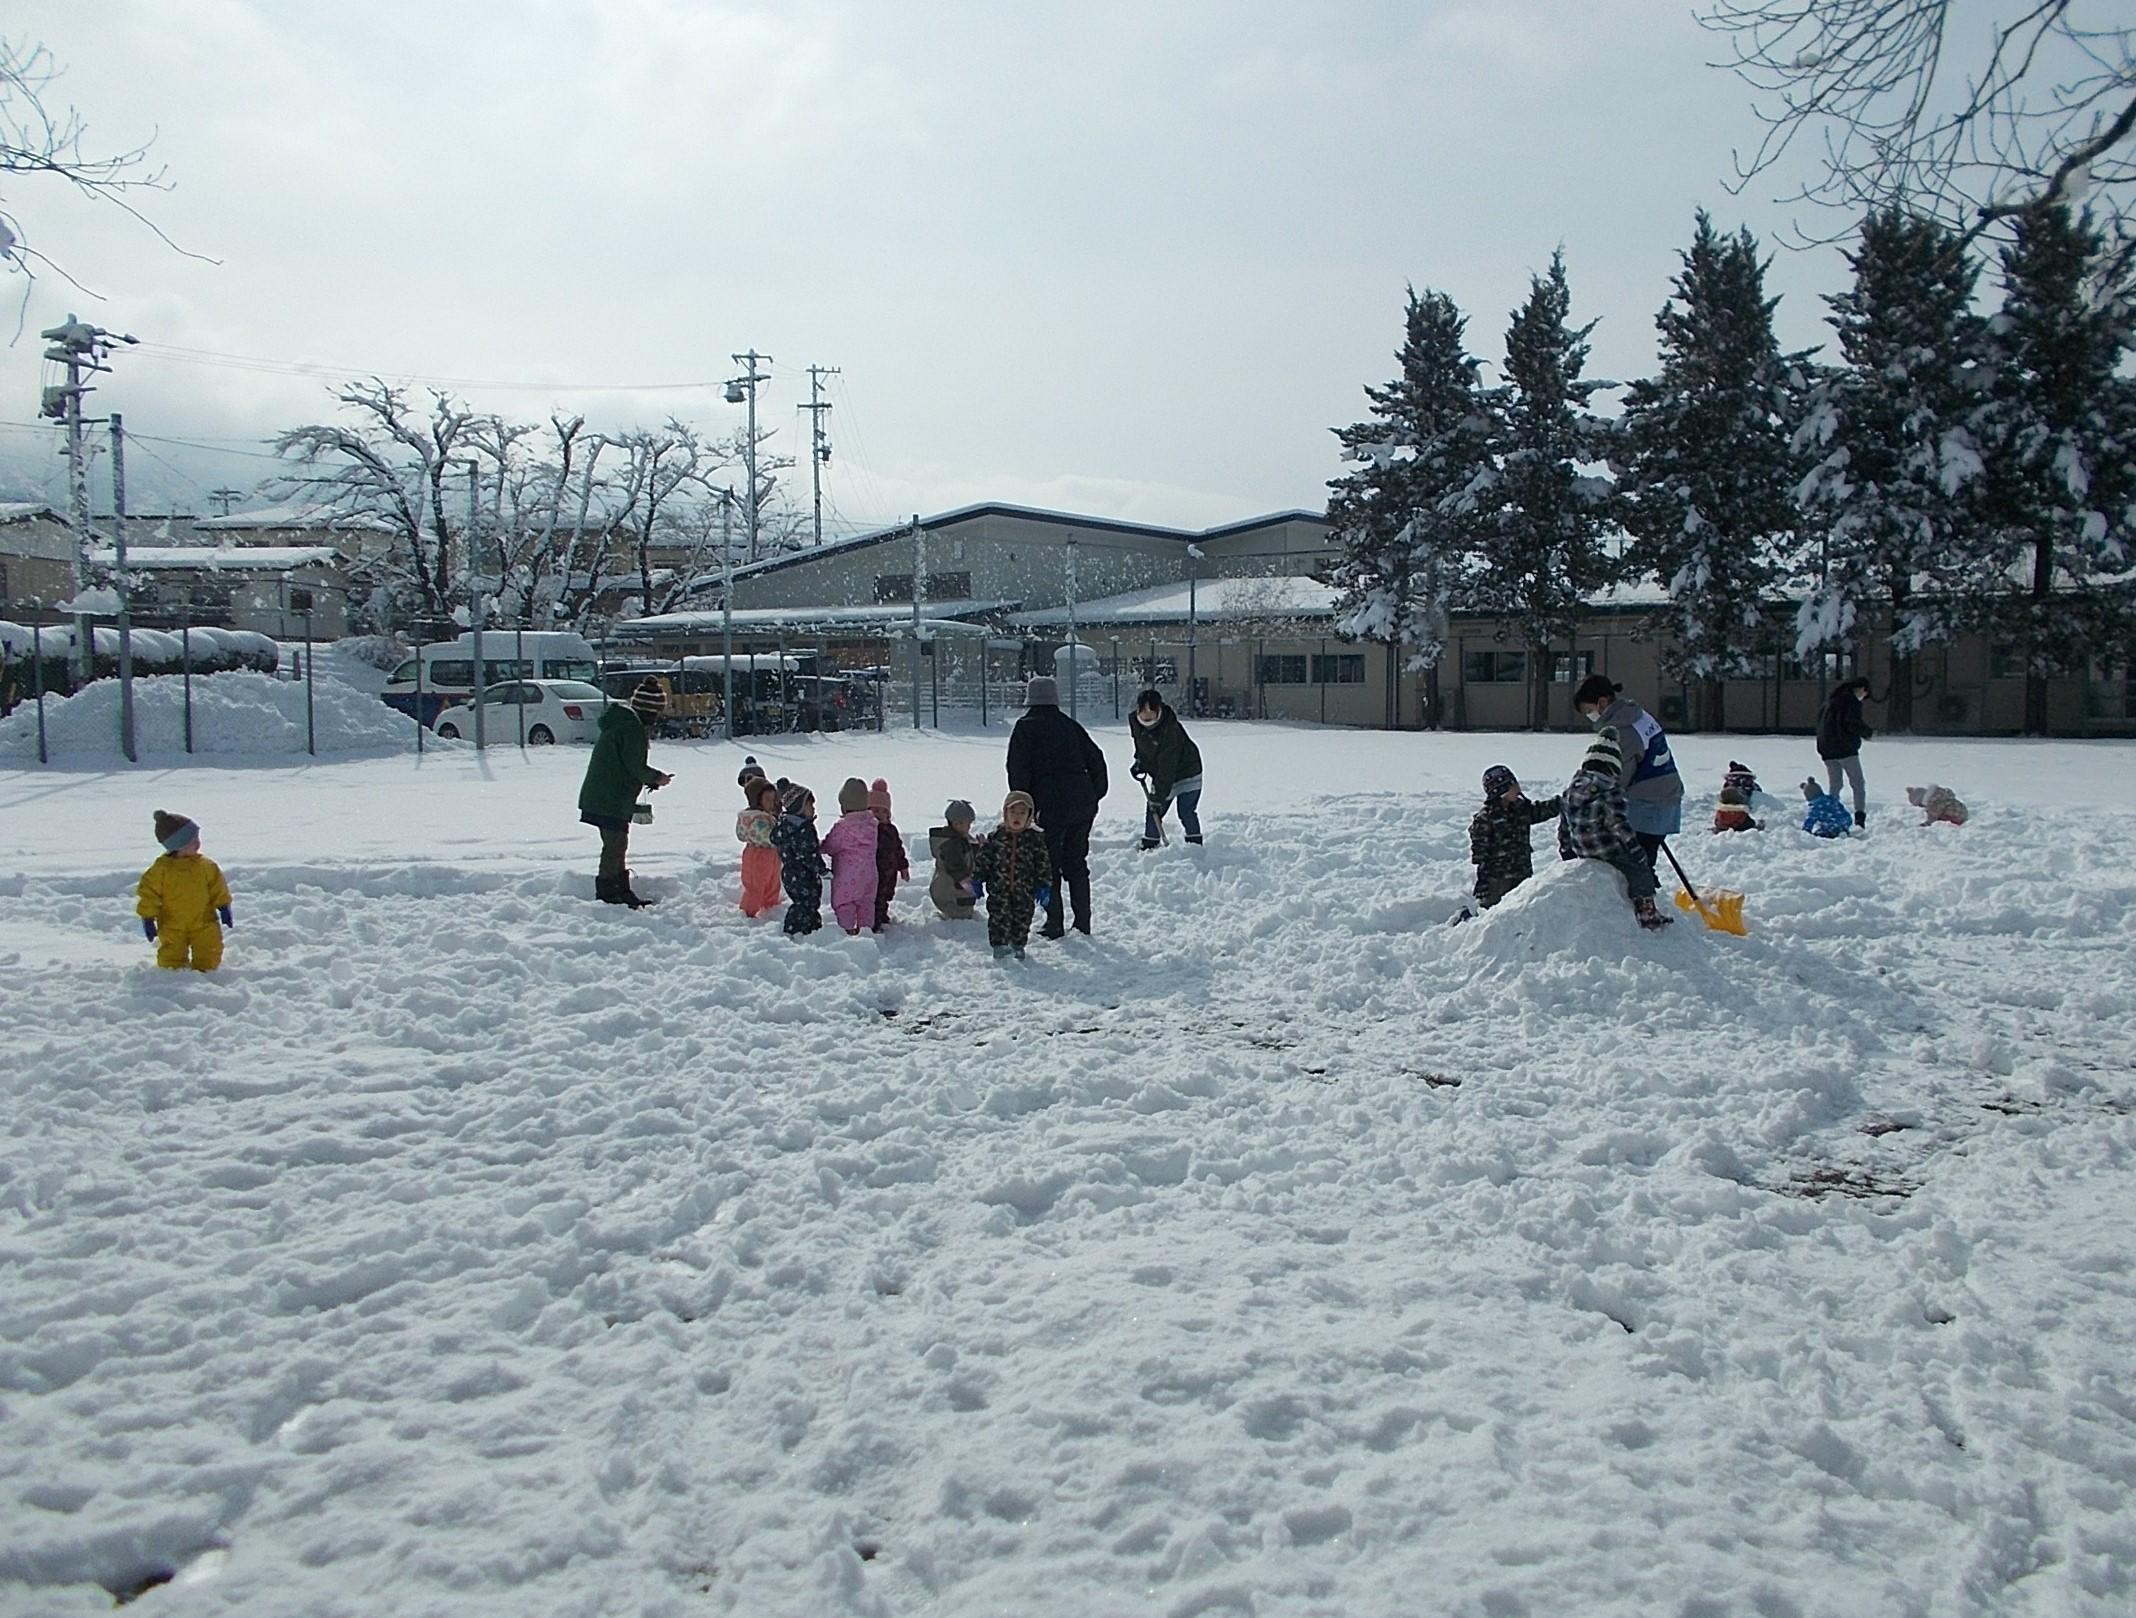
[130,339,722,396]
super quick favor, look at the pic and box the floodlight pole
[110,413,136,762]
[721,487,736,741]
[468,460,486,751]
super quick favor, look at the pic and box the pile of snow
[0,672,417,761]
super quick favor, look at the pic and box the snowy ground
[3,714,2134,1617]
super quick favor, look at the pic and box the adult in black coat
[1006,674,1108,936]
[1815,676,1875,828]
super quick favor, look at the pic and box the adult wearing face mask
[1128,687,1203,849]
[1570,674,1683,876]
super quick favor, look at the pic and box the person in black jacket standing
[1816,676,1875,828]
[1007,674,1107,937]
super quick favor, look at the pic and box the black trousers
[596,821,629,881]
[1040,813,1094,933]
[1634,832,1664,876]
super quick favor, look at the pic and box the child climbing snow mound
[1561,737,1673,930]
[1469,765,1562,911]
[1800,778,1854,839]
[1906,784,1969,826]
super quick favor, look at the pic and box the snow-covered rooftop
[86,545,344,572]
[0,501,59,525]
[1015,574,1341,629]
[193,502,396,533]
[621,599,1015,638]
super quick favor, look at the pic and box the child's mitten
[219,906,234,928]
[1034,884,1053,909]
[142,918,157,942]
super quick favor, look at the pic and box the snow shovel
[1661,841,1748,936]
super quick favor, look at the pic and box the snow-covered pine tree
[1618,212,1803,731]
[1470,251,1616,729]
[1792,207,1990,732]
[1978,202,2136,734]
[1327,286,1492,728]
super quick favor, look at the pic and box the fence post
[304,609,317,756]
[518,623,529,748]
[31,622,47,764]
[414,638,425,755]
[180,609,194,755]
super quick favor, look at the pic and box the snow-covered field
[3,711,2134,1617]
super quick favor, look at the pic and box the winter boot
[1633,896,1673,931]
[993,944,1012,960]
[1139,838,1161,852]
[618,870,656,909]
[596,875,628,905]
[1013,944,1027,960]
[1853,810,1866,829]
[1184,834,1203,845]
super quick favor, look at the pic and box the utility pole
[911,513,925,730]
[800,364,839,549]
[111,414,136,762]
[1066,531,1080,720]
[726,350,771,563]
[40,314,137,680]
[720,486,736,741]
[467,459,486,751]
[209,487,244,516]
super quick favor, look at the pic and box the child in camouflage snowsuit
[1468,764,1562,909]
[970,790,1053,959]
[1562,735,1671,930]
[772,782,829,935]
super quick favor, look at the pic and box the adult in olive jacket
[1006,675,1107,936]
[577,680,673,906]
[1129,687,1204,848]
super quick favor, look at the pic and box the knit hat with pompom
[153,811,199,852]
[867,777,892,813]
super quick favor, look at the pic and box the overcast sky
[1,0,1851,531]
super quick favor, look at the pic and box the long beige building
[593,501,2132,735]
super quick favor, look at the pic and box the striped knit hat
[1581,731,1623,775]
[780,780,813,815]
[1482,765,1517,801]
[630,678,668,718]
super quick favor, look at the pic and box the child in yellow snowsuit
[137,810,232,971]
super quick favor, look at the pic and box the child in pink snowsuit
[820,776,883,935]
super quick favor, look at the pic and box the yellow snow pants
[156,923,224,972]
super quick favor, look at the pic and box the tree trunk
[1529,643,1551,731]
[2026,538,2053,736]
[1700,674,1725,733]
[1887,649,1915,732]
[1423,661,1441,730]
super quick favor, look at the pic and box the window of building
[1134,657,1178,686]
[0,561,9,602]
[873,571,971,603]
[1311,653,1364,685]
[1989,643,2025,681]
[1551,651,1595,684]
[288,587,314,612]
[1463,649,1527,684]
[1256,654,1308,685]
[188,581,234,611]
[1782,648,1859,683]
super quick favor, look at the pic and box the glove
[219,906,233,928]
[1035,884,1053,909]
[142,918,157,942]
[961,877,984,899]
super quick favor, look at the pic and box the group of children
[1468,742,1975,929]
[732,756,1058,958]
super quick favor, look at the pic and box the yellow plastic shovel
[1662,841,1748,936]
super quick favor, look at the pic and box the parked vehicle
[431,679,613,744]
[383,631,599,727]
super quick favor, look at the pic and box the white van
[382,630,599,725]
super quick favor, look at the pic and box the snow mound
[0,673,417,762]
[1441,857,1913,1040]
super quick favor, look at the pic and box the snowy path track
[3,730,2134,1616]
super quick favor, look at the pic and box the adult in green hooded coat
[1129,688,1203,849]
[578,679,673,907]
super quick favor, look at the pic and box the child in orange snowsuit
[137,810,232,971]
[735,774,785,917]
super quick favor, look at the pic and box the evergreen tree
[1618,212,1803,731]
[1470,251,1617,729]
[1327,287,1492,728]
[1792,207,1991,732]
[1978,203,2136,734]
